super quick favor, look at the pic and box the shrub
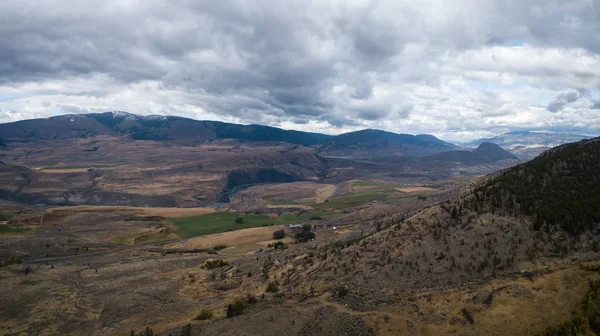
[196,309,214,320]
[0,257,21,268]
[309,216,323,220]
[247,295,258,304]
[213,245,227,251]
[235,217,244,224]
[273,229,285,240]
[477,258,489,273]
[461,308,474,324]
[267,241,285,249]
[204,259,229,270]
[332,285,349,298]
[266,281,279,293]
[226,300,245,318]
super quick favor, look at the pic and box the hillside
[319,129,457,157]
[290,136,600,334]
[0,138,328,207]
[426,142,518,164]
[468,137,600,234]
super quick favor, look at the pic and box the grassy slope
[0,224,31,235]
[312,189,402,210]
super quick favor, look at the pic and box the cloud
[0,0,599,142]
[547,91,584,112]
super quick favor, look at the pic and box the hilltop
[319,129,458,157]
[426,142,518,165]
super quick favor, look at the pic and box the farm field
[0,224,32,235]
[248,180,444,212]
[171,211,338,238]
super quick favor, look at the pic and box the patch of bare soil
[315,184,337,203]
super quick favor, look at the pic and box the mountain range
[464,131,592,160]
[0,112,456,158]
[2,112,592,161]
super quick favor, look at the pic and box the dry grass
[111,227,179,245]
[46,206,216,218]
[315,184,337,203]
[418,267,600,336]
[38,167,92,173]
[166,225,290,255]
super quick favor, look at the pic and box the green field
[0,212,15,221]
[0,224,31,235]
[172,211,337,238]
[278,211,338,221]
[263,198,313,206]
[348,180,391,187]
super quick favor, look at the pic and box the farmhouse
[289,223,303,231]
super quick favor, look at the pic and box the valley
[0,113,599,336]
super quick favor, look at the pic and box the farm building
[289,223,303,231]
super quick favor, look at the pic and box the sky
[1,0,600,142]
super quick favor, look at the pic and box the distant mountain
[426,142,519,165]
[318,129,457,157]
[464,131,592,160]
[0,111,333,146]
[0,112,460,158]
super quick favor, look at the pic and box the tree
[294,224,315,242]
[273,229,285,240]
[235,217,244,224]
[226,300,245,318]
[181,324,192,336]
[295,231,315,243]
[266,281,279,293]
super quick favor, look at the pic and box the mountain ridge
[0,111,457,158]
[426,142,519,165]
